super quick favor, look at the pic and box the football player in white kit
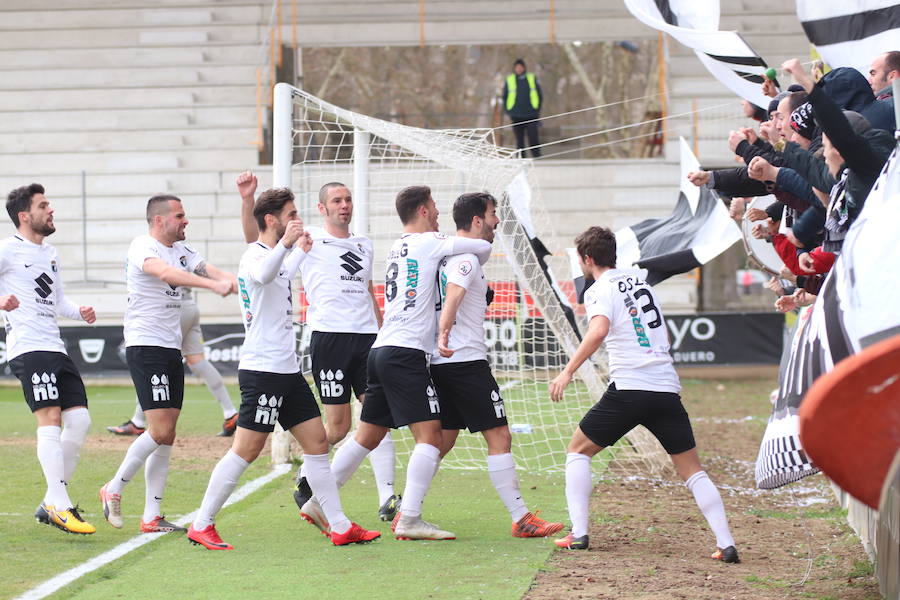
[432,192,564,539]
[106,289,239,438]
[236,173,398,521]
[299,185,492,541]
[1,184,97,535]
[187,187,380,549]
[99,195,236,533]
[548,226,738,562]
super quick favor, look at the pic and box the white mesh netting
[276,84,669,474]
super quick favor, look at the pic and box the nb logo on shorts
[255,394,284,425]
[150,374,170,402]
[31,372,59,402]
[318,369,344,399]
[426,385,440,414]
[491,390,505,419]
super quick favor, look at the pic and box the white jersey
[584,268,680,393]
[372,232,492,353]
[0,235,81,360]
[124,234,204,350]
[300,226,378,334]
[237,241,306,374]
[432,253,488,365]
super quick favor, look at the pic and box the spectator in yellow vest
[502,59,543,158]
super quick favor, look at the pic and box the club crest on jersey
[318,369,345,399]
[150,373,170,402]
[179,256,187,267]
[426,384,440,414]
[457,260,472,276]
[50,260,58,273]
[31,372,59,402]
[255,393,283,425]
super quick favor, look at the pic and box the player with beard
[188,187,380,549]
[99,195,236,533]
[1,184,97,534]
[432,192,564,538]
[236,173,397,521]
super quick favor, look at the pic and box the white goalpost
[271,82,668,475]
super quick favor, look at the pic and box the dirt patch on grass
[525,379,880,600]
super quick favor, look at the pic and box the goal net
[272,83,669,475]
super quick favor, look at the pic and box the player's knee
[149,425,177,446]
[325,425,349,446]
[484,427,512,454]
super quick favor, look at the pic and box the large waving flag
[624,0,773,108]
[614,138,742,285]
[796,1,900,75]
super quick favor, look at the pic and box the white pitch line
[499,380,521,392]
[15,463,291,600]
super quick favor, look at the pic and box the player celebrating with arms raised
[433,192,563,538]
[549,226,738,562]
[188,188,380,549]
[2,184,96,534]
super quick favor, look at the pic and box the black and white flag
[796,1,900,75]
[614,138,742,286]
[756,145,900,489]
[624,0,773,108]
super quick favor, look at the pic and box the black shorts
[126,346,185,411]
[579,383,696,455]
[310,331,376,405]
[430,360,507,433]
[237,369,321,433]
[360,346,440,429]
[9,351,88,413]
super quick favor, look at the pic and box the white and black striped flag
[796,1,900,75]
[624,0,773,109]
[614,137,742,286]
[756,145,900,489]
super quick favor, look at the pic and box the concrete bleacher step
[0,85,254,111]
[0,25,262,49]
[0,44,259,69]
[0,147,260,174]
[0,106,256,133]
[0,65,258,91]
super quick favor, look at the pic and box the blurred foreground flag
[796,1,900,75]
[623,0,772,108]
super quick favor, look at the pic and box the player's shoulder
[441,252,478,276]
[174,240,198,255]
[305,225,326,240]
[0,235,19,251]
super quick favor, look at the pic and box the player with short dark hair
[99,195,236,533]
[2,184,96,535]
[236,174,398,523]
[187,188,380,549]
[433,192,564,538]
[549,226,739,563]
[299,185,492,541]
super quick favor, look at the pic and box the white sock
[368,432,395,505]
[60,407,91,483]
[304,453,351,534]
[143,444,173,521]
[189,359,237,419]
[329,438,371,488]
[488,453,528,522]
[686,471,735,549]
[565,453,592,538]
[108,432,160,495]
[130,400,146,429]
[37,426,72,509]
[399,443,440,518]
[194,451,250,530]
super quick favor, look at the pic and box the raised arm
[447,237,492,265]
[247,221,305,284]
[237,171,259,244]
